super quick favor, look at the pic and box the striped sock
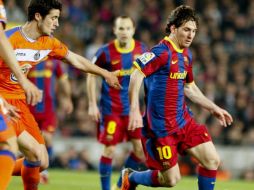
[99,156,112,190]
[129,170,160,187]
[198,166,217,190]
[21,159,41,190]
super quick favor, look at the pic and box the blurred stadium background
[5,0,254,185]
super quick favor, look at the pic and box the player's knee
[26,144,43,161]
[103,145,116,158]
[164,175,181,187]
[159,171,181,187]
[203,155,220,170]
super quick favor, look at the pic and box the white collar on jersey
[20,26,36,43]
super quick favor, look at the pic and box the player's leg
[40,131,53,184]
[98,115,121,190]
[42,131,54,162]
[121,135,181,189]
[122,164,181,190]
[18,130,49,190]
[115,138,144,189]
[100,145,116,190]
[187,141,219,190]
[182,121,218,190]
[0,135,17,190]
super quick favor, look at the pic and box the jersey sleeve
[134,44,170,77]
[49,38,69,60]
[0,1,7,29]
[91,46,107,68]
[185,49,194,84]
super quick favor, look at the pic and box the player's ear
[34,13,42,21]
[170,25,177,34]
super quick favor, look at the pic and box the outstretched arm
[87,74,100,122]
[184,82,233,127]
[65,51,121,89]
[128,69,145,130]
[0,24,42,106]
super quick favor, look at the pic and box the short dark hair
[165,5,198,34]
[27,0,62,21]
[114,16,136,28]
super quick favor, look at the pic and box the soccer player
[28,59,73,184]
[87,16,147,190]
[121,5,233,190]
[0,0,120,189]
[0,0,42,189]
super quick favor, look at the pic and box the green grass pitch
[8,169,253,190]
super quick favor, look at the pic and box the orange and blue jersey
[0,26,68,100]
[92,39,147,116]
[28,59,67,114]
[134,36,194,138]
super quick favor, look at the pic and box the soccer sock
[197,166,217,190]
[129,170,160,187]
[21,159,41,190]
[12,157,25,176]
[116,152,143,187]
[0,150,16,190]
[99,156,112,190]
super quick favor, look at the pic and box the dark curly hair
[27,0,62,21]
[165,5,199,34]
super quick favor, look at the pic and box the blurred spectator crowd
[5,0,254,145]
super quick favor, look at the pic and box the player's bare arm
[0,24,42,106]
[65,51,121,89]
[128,69,144,130]
[86,74,101,122]
[184,82,233,126]
[58,75,73,114]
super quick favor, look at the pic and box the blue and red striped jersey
[92,39,147,116]
[28,59,67,114]
[134,36,194,138]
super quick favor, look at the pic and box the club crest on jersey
[10,64,32,82]
[138,52,155,65]
[34,51,41,60]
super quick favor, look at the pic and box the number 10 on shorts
[156,146,172,160]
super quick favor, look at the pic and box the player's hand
[20,78,43,106]
[210,106,233,127]
[61,97,73,114]
[104,70,122,90]
[0,97,20,119]
[128,108,143,131]
[88,104,100,122]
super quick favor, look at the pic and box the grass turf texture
[8,169,253,190]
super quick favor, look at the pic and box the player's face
[113,18,135,44]
[39,9,60,35]
[174,20,197,48]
